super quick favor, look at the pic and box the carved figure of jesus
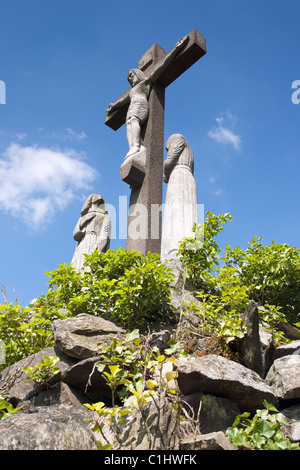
[106,35,189,158]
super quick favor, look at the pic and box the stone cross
[105,29,206,255]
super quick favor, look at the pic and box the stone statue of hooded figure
[71,194,111,271]
[161,134,198,262]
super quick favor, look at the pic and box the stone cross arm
[105,29,206,131]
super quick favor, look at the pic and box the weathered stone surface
[259,327,275,375]
[62,355,108,403]
[31,382,88,408]
[148,329,171,353]
[181,392,240,434]
[52,313,125,360]
[280,404,300,443]
[92,395,181,450]
[120,148,146,188]
[164,258,201,319]
[161,134,198,263]
[0,346,77,406]
[272,340,300,361]
[240,301,264,376]
[265,355,300,402]
[71,194,111,272]
[180,431,236,450]
[177,355,278,413]
[276,321,300,341]
[0,405,98,450]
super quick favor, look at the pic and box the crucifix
[105,29,206,255]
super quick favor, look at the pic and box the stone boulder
[265,355,300,402]
[280,404,300,443]
[176,355,278,413]
[272,340,300,361]
[240,300,265,377]
[181,392,240,434]
[180,431,236,450]
[92,394,181,450]
[0,405,98,450]
[62,355,109,403]
[51,313,125,360]
[30,382,88,408]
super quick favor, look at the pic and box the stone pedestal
[120,148,146,189]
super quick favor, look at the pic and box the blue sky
[1,0,300,306]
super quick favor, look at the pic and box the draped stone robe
[161,134,198,262]
[71,194,111,272]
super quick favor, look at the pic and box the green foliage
[0,249,174,371]
[22,355,60,387]
[84,401,132,450]
[95,329,184,404]
[178,212,232,290]
[224,237,300,325]
[178,212,300,343]
[43,248,175,329]
[226,400,300,450]
[0,302,66,371]
[84,331,183,450]
[0,394,21,420]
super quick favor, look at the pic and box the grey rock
[240,300,264,377]
[276,321,300,341]
[0,346,77,406]
[148,329,171,353]
[31,382,89,409]
[180,431,236,450]
[259,327,275,375]
[164,258,201,321]
[92,394,181,450]
[52,313,125,360]
[62,355,109,403]
[181,392,240,434]
[0,405,98,450]
[265,355,300,402]
[280,404,300,443]
[273,340,300,361]
[177,355,278,413]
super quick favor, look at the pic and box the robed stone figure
[71,194,111,271]
[161,134,198,262]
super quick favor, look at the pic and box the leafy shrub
[22,355,60,387]
[85,330,184,450]
[0,302,66,371]
[0,249,174,371]
[178,212,300,343]
[42,248,175,329]
[178,211,232,291]
[0,394,21,420]
[224,237,300,325]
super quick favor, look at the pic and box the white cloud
[0,143,97,228]
[208,114,241,150]
[212,188,223,196]
[65,128,87,140]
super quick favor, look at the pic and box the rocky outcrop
[0,306,300,450]
[177,354,278,414]
[0,346,78,406]
[265,355,300,403]
[51,313,125,359]
[180,431,236,450]
[0,405,98,450]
